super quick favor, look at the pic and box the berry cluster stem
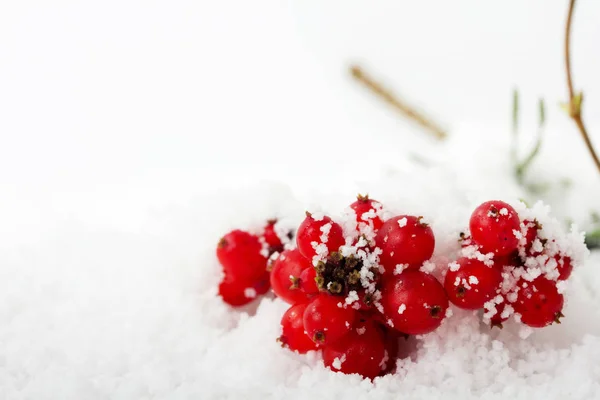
[564,0,600,174]
[350,65,447,141]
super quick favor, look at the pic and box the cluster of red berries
[216,220,287,306]
[448,200,572,329]
[215,197,577,379]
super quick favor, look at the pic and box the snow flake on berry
[345,290,359,306]
[398,304,406,315]
[394,264,408,275]
[332,354,346,370]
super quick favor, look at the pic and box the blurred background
[1,0,599,244]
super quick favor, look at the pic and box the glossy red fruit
[444,258,502,310]
[380,328,401,375]
[522,219,541,255]
[303,294,357,345]
[375,215,435,275]
[484,296,510,328]
[296,213,345,260]
[299,267,320,295]
[323,320,386,379]
[469,201,521,256]
[263,220,284,253]
[218,273,269,307]
[349,195,384,230]
[217,230,267,282]
[279,303,319,354]
[512,277,564,328]
[270,249,312,305]
[381,270,448,335]
[555,256,573,281]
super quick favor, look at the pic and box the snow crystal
[556,280,568,294]
[311,212,325,221]
[397,217,407,228]
[332,354,346,370]
[319,222,332,243]
[419,260,436,273]
[468,275,479,285]
[398,304,406,315]
[345,290,359,305]
[499,207,508,216]
[394,264,407,275]
[244,288,257,299]
[448,261,460,272]
[356,326,366,335]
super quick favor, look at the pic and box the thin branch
[565,0,600,173]
[349,65,447,140]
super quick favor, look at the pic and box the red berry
[512,277,564,328]
[381,270,448,335]
[217,230,267,282]
[322,320,385,379]
[253,271,271,296]
[278,303,319,354]
[270,249,312,305]
[555,256,573,281]
[263,220,284,253]
[303,294,356,345]
[375,215,435,275]
[380,327,401,375]
[522,219,541,255]
[444,258,502,310]
[349,195,384,230]
[299,267,320,295]
[296,213,345,260]
[484,296,509,328]
[469,200,520,256]
[218,273,268,307]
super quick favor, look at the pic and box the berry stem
[349,65,447,141]
[564,0,600,174]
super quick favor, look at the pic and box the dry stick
[565,0,600,173]
[350,65,447,140]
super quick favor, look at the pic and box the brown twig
[350,65,447,140]
[565,0,600,173]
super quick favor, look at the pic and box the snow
[1,1,600,399]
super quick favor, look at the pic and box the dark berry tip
[554,311,565,324]
[357,193,370,202]
[267,218,278,225]
[305,211,312,218]
[218,237,228,249]
[289,276,300,290]
[430,305,442,318]
[313,331,326,344]
[277,335,287,347]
